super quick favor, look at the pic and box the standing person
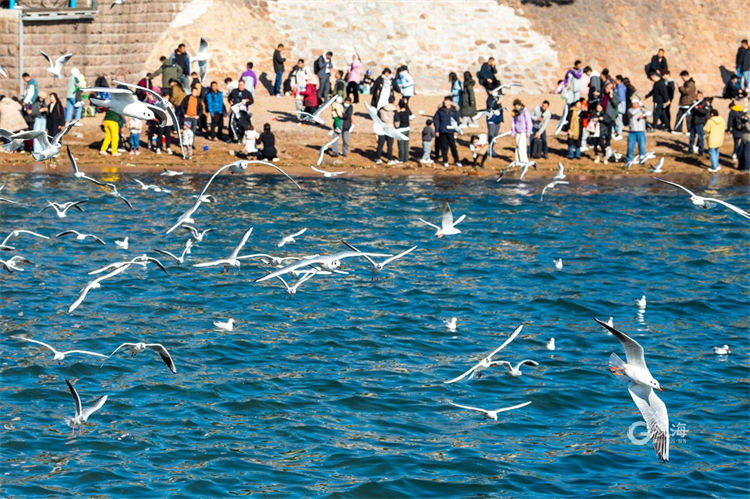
[476,57,499,92]
[180,86,205,136]
[600,81,619,163]
[449,72,462,109]
[22,73,39,108]
[257,123,278,161]
[375,96,397,165]
[332,70,347,100]
[486,92,503,155]
[334,96,353,157]
[148,56,183,94]
[562,60,584,103]
[171,43,190,90]
[587,103,605,163]
[314,51,333,102]
[30,92,48,155]
[645,72,671,130]
[181,121,194,159]
[64,68,84,124]
[395,65,415,114]
[128,116,142,155]
[290,59,309,113]
[46,93,65,138]
[433,96,461,167]
[736,39,750,91]
[272,44,286,96]
[663,69,675,127]
[240,62,257,97]
[645,48,668,77]
[370,68,393,109]
[728,101,745,162]
[673,70,696,133]
[530,100,551,159]
[346,55,363,103]
[460,71,477,128]
[613,74,627,139]
[566,99,582,160]
[738,110,750,171]
[625,100,651,165]
[169,80,187,120]
[100,108,123,156]
[300,75,318,114]
[420,118,435,164]
[511,99,533,164]
[395,98,410,163]
[688,92,709,155]
[205,81,225,141]
[704,109,726,173]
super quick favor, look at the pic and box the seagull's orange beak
[657,387,663,392]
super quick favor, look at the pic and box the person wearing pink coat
[346,55,363,103]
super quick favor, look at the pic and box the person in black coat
[257,123,277,160]
[314,51,333,102]
[369,68,393,108]
[272,44,286,96]
[645,73,671,130]
[645,48,668,76]
[736,39,750,90]
[46,93,65,137]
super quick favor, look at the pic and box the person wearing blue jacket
[205,81,225,141]
[433,96,462,167]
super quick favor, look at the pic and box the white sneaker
[443,162,449,167]
[74,121,83,127]
[732,153,738,162]
[375,159,383,165]
[707,166,720,173]
[580,146,589,152]
[156,149,162,154]
[387,160,398,165]
[613,135,622,141]
[456,162,463,167]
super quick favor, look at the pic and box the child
[128,116,142,155]
[243,124,260,156]
[360,69,373,95]
[333,70,346,100]
[181,121,194,159]
[588,103,603,163]
[470,134,489,167]
[420,118,434,164]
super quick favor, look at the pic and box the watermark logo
[627,421,689,445]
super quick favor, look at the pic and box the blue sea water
[1,172,748,497]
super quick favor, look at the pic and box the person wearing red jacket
[300,80,318,114]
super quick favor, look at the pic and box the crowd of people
[1,39,749,171]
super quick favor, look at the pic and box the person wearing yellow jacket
[703,109,726,172]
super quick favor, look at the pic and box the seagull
[40,50,73,78]
[86,255,167,276]
[214,318,234,331]
[492,359,540,376]
[66,147,132,208]
[84,86,155,121]
[601,317,614,334]
[56,230,105,245]
[274,271,316,296]
[0,229,49,251]
[444,317,457,332]
[488,130,512,158]
[443,324,523,383]
[712,345,731,355]
[106,342,176,374]
[316,134,343,166]
[496,160,536,182]
[277,228,307,248]
[166,160,301,234]
[191,37,210,83]
[546,338,556,350]
[254,250,390,283]
[0,255,31,273]
[40,199,87,218]
[236,253,301,267]
[595,318,669,462]
[115,237,129,250]
[364,102,409,140]
[192,194,216,203]
[448,400,531,422]
[418,202,465,238]
[553,161,566,180]
[154,239,193,265]
[161,169,183,177]
[554,258,563,271]
[13,336,107,363]
[311,165,346,178]
[0,64,7,78]
[540,180,569,201]
[64,379,107,437]
[341,240,417,280]
[3,121,77,161]
[110,0,125,7]
[193,227,253,269]
[635,295,647,311]
[181,224,214,242]
[298,95,340,126]
[518,161,537,180]
[656,178,750,219]
[134,178,171,194]
[650,157,664,173]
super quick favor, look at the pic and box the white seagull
[444,317,458,332]
[554,161,566,180]
[316,134,344,167]
[712,344,731,355]
[154,239,193,265]
[635,295,647,311]
[448,400,531,421]
[657,178,750,219]
[191,37,210,83]
[554,258,563,271]
[66,147,132,208]
[365,102,409,140]
[650,157,665,173]
[491,359,539,376]
[40,199,87,218]
[161,169,183,177]
[64,379,107,437]
[84,87,155,121]
[193,227,253,269]
[443,324,523,383]
[254,250,390,283]
[181,224,214,242]
[4,121,78,161]
[418,202,466,238]
[277,228,307,248]
[115,237,129,250]
[1,255,31,273]
[274,271,316,296]
[214,318,235,331]
[0,64,7,78]
[311,165,346,178]
[40,50,73,78]
[341,240,417,280]
[0,229,49,251]
[596,318,669,462]
[134,178,171,194]
[13,336,107,363]
[546,338,556,350]
[56,230,105,245]
[540,180,569,201]
[106,342,176,374]
[298,95,340,126]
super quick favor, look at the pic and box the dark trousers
[397,131,410,162]
[346,81,359,103]
[318,76,330,102]
[739,141,749,171]
[539,131,548,157]
[376,135,393,161]
[653,102,670,130]
[210,112,223,140]
[438,133,459,163]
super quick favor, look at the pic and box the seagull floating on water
[106,342,176,374]
[554,258,563,271]
[546,338,556,350]
[443,324,523,383]
[712,344,731,355]
[443,317,457,332]
[214,318,234,331]
[418,202,465,238]
[448,400,531,421]
[636,295,647,311]
[656,178,750,219]
[596,317,669,462]
[64,379,107,437]
[115,237,129,250]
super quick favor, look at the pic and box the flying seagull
[84,87,155,121]
[0,229,49,251]
[3,121,78,161]
[596,318,669,462]
[255,250,390,283]
[181,225,214,242]
[40,50,73,78]
[540,180,569,201]
[193,227,253,270]
[490,359,540,376]
[64,379,107,437]
[106,342,176,374]
[418,202,465,238]
[311,165,346,177]
[448,400,531,422]
[191,37,210,83]
[443,324,524,383]
[297,95,340,126]
[154,239,193,265]
[365,102,409,140]
[277,228,307,248]
[0,255,31,273]
[656,178,750,219]
[13,335,107,363]
[40,199,87,218]
[341,240,417,280]
[56,230,105,245]
[274,271,316,296]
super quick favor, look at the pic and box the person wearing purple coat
[511,99,533,164]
